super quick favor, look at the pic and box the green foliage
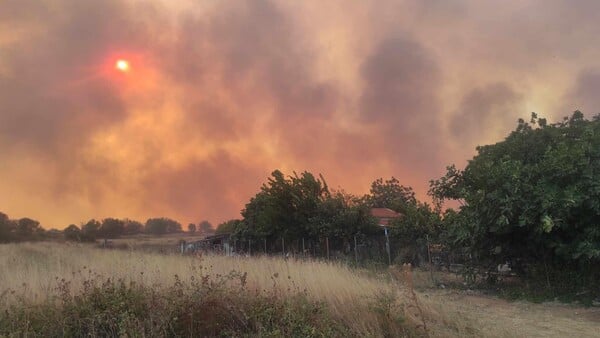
[368,177,417,214]
[369,290,411,337]
[238,171,378,248]
[389,202,442,264]
[145,218,182,235]
[431,111,600,282]
[216,219,242,234]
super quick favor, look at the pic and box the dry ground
[421,289,600,337]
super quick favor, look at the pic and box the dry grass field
[1,242,599,337]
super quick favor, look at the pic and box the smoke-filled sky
[1,0,599,228]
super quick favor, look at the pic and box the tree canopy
[430,112,600,271]
[145,218,182,235]
[233,170,380,246]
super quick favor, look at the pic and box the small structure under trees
[184,233,233,255]
[370,208,401,227]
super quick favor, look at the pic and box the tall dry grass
[0,242,420,336]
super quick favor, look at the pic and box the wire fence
[183,233,471,270]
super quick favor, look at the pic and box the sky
[1,0,599,228]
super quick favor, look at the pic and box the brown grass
[0,242,417,336]
[2,242,599,337]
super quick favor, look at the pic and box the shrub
[0,270,349,337]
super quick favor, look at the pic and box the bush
[0,270,349,337]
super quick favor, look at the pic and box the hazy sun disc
[115,59,130,72]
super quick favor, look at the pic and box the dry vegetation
[0,243,416,336]
[1,243,599,337]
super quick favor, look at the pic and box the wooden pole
[302,238,305,257]
[427,235,434,284]
[264,238,267,254]
[282,237,285,257]
[249,239,252,256]
[326,237,330,260]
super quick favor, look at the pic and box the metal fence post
[354,235,358,264]
[385,227,391,266]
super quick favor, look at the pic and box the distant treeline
[0,213,46,243]
[0,214,215,243]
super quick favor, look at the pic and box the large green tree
[240,170,330,242]
[430,112,600,273]
[238,170,378,249]
[368,177,417,214]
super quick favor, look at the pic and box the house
[370,208,401,227]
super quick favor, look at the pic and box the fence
[185,232,472,270]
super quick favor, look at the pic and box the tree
[64,224,81,241]
[431,112,600,280]
[0,212,15,243]
[198,220,213,234]
[145,218,182,235]
[236,170,380,255]
[188,223,197,233]
[388,202,441,264]
[216,219,242,234]
[368,177,417,214]
[81,219,101,242]
[123,219,144,235]
[240,170,331,243]
[16,217,43,240]
[100,218,125,239]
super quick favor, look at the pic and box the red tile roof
[370,208,401,219]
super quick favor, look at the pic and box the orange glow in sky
[1,0,598,229]
[115,59,130,72]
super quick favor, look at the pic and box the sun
[115,59,130,72]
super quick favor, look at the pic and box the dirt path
[419,289,600,337]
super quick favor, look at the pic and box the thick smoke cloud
[450,83,523,146]
[360,35,442,182]
[568,70,600,116]
[1,0,599,227]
